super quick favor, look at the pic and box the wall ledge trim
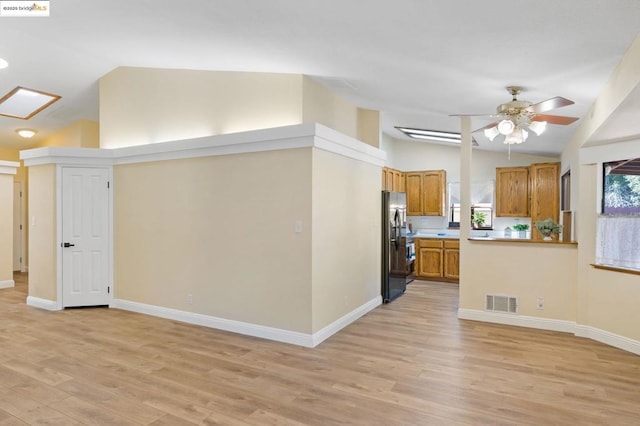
[26,296,61,311]
[0,280,15,289]
[20,123,386,168]
[0,160,19,175]
[458,308,640,356]
[112,297,381,348]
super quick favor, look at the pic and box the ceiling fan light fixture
[504,127,528,145]
[497,119,515,135]
[528,120,547,136]
[484,126,500,141]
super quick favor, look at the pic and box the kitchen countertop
[469,237,577,245]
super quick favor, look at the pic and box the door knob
[62,242,75,248]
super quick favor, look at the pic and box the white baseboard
[458,308,640,356]
[575,325,640,356]
[458,308,576,333]
[0,280,15,289]
[21,266,28,273]
[26,296,61,311]
[311,295,382,347]
[111,297,381,348]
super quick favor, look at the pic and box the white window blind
[596,216,640,270]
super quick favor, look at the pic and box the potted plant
[535,218,562,240]
[512,223,529,238]
[472,211,486,229]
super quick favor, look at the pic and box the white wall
[384,137,558,230]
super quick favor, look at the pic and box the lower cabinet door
[444,248,460,280]
[418,247,443,278]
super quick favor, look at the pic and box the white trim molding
[0,160,19,175]
[20,123,386,168]
[112,295,382,348]
[458,308,640,356]
[0,280,15,289]
[311,296,382,347]
[26,296,61,311]
[575,325,640,356]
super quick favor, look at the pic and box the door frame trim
[56,164,113,309]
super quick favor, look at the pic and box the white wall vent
[485,294,518,314]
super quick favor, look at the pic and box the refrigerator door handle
[393,209,400,250]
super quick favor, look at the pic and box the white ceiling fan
[455,86,580,145]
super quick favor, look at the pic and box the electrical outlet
[186,293,193,305]
[536,297,544,310]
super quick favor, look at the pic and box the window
[597,158,640,271]
[602,159,640,214]
[448,181,494,229]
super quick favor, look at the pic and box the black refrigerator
[381,191,414,302]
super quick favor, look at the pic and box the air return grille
[485,294,518,314]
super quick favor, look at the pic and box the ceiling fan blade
[532,114,579,125]
[527,97,574,113]
[472,121,499,133]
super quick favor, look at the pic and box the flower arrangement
[535,218,562,240]
[512,224,529,232]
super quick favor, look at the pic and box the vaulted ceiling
[0,0,639,156]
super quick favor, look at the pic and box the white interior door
[62,167,110,307]
[13,181,22,271]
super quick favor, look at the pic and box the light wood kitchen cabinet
[443,240,460,280]
[382,167,405,192]
[496,166,530,217]
[417,239,443,279]
[415,238,459,283]
[405,170,446,216]
[530,162,560,240]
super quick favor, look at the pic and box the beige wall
[38,119,100,148]
[302,77,358,141]
[0,173,13,282]
[100,68,305,148]
[356,108,381,148]
[99,68,379,150]
[558,35,640,342]
[0,150,28,271]
[461,241,577,319]
[27,164,57,301]
[311,148,381,332]
[114,148,314,332]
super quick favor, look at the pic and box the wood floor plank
[1,273,639,425]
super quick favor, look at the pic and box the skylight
[0,86,61,119]
[396,126,478,146]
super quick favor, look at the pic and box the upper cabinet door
[530,162,560,239]
[421,170,446,216]
[406,170,446,216]
[495,166,530,217]
[406,172,423,216]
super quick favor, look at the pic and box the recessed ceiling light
[0,58,7,69]
[16,129,37,138]
[0,86,61,119]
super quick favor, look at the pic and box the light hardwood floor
[1,273,639,425]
